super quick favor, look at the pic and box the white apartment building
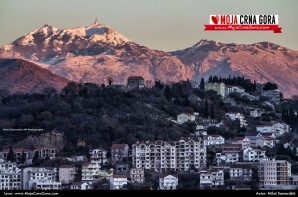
[110,174,128,190]
[130,168,144,183]
[229,164,252,181]
[177,113,196,124]
[23,167,59,190]
[204,135,225,146]
[31,180,61,190]
[89,148,108,164]
[70,182,91,190]
[59,165,77,184]
[259,159,291,186]
[111,144,129,164]
[159,174,178,190]
[257,122,290,137]
[0,161,22,190]
[132,137,206,172]
[242,147,267,162]
[249,109,263,118]
[81,162,113,184]
[226,113,248,127]
[35,147,59,159]
[205,82,225,97]
[216,152,240,165]
[216,144,242,165]
[230,137,251,150]
[225,85,245,96]
[257,135,275,148]
[200,169,224,188]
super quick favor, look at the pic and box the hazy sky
[0,0,297,51]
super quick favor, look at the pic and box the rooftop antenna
[94,17,98,24]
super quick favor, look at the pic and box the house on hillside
[127,76,145,90]
[111,144,129,164]
[177,113,195,124]
[159,174,178,190]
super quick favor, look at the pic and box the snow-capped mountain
[0,23,190,85]
[0,23,297,97]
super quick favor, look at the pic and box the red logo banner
[204,25,282,33]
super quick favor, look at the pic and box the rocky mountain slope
[172,40,298,97]
[0,23,191,86]
[0,59,70,94]
[0,23,297,97]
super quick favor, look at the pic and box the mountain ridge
[0,24,297,97]
[0,58,70,94]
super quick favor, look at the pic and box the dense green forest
[1,79,298,156]
[0,81,222,155]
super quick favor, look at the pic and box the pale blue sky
[0,0,297,51]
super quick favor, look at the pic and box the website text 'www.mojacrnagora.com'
[3,191,59,196]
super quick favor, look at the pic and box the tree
[210,104,215,119]
[32,151,39,165]
[199,78,205,90]
[107,76,113,86]
[20,151,26,164]
[263,82,278,91]
[7,146,15,162]
[253,80,257,92]
[204,99,209,118]
[164,85,173,101]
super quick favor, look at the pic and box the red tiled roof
[230,164,252,169]
[1,148,31,153]
[111,144,127,149]
[128,76,144,80]
[113,174,128,178]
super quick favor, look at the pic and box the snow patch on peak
[193,39,215,48]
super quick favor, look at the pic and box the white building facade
[132,137,206,172]
[259,159,291,187]
[0,161,22,190]
[200,169,224,188]
[159,174,178,190]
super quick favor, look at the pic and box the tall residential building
[205,82,225,97]
[0,161,22,190]
[81,162,113,184]
[89,148,108,164]
[130,168,144,183]
[132,137,206,172]
[199,169,224,189]
[23,167,60,190]
[111,144,129,164]
[59,165,77,184]
[258,159,291,187]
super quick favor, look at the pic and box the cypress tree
[210,104,215,119]
[7,146,15,162]
[204,99,209,118]
[164,85,173,101]
[199,78,205,90]
[21,151,26,164]
[32,151,39,165]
